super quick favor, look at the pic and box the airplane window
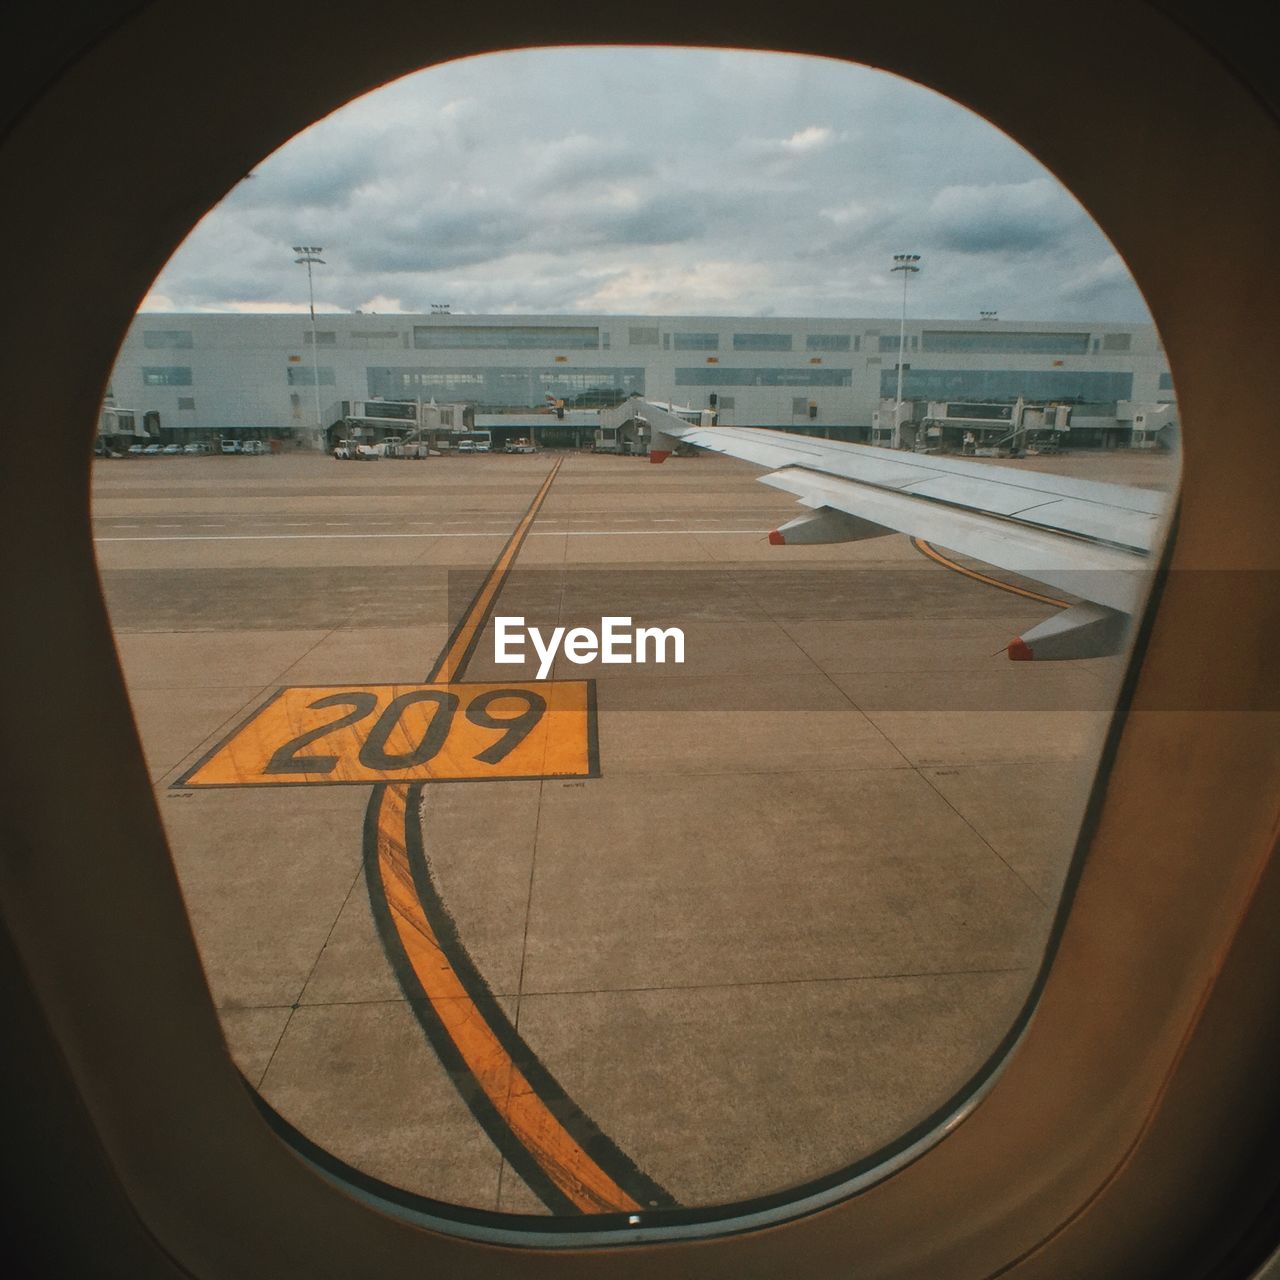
[90,46,1179,1229]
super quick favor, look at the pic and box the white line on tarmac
[92,529,772,543]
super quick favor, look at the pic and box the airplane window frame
[1,2,1278,1276]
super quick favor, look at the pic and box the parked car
[240,439,267,455]
[126,444,145,457]
[162,443,183,455]
[183,442,210,455]
[456,440,477,453]
[143,443,163,456]
[219,439,239,454]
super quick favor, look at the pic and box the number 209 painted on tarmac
[176,681,598,788]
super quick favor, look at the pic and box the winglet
[1007,637,1034,661]
[768,530,786,545]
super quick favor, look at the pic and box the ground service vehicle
[1,3,1278,1279]
[377,437,428,458]
[333,438,379,460]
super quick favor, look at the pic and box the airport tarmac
[90,445,1173,1218]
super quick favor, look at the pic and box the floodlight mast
[890,253,921,448]
[293,245,326,450]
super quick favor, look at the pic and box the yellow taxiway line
[368,458,662,1213]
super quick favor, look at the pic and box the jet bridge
[600,395,716,458]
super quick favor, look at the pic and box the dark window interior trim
[1,1,1278,1276]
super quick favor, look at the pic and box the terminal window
[878,335,919,353]
[674,332,720,350]
[881,367,1134,405]
[350,331,402,350]
[141,366,192,385]
[733,333,793,351]
[414,325,600,350]
[142,329,193,349]
[921,330,1091,355]
[677,366,852,387]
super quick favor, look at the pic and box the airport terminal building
[103,312,1177,451]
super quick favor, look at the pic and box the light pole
[293,245,325,450]
[891,253,921,448]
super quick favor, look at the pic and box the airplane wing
[642,407,1171,660]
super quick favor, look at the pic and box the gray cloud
[526,135,655,194]
[143,48,1151,322]
[926,179,1081,254]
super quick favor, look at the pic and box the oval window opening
[91,44,1179,1234]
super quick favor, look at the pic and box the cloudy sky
[143,47,1150,323]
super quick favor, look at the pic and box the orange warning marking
[178,680,595,787]
[375,784,642,1214]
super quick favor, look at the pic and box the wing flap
[761,466,1148,614]
[673,421,1165,554]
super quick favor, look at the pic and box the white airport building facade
[103,312,1178,452]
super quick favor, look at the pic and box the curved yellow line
[378,457,645,1212]
[913,537,1069,609]
[375,784,642,1213]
